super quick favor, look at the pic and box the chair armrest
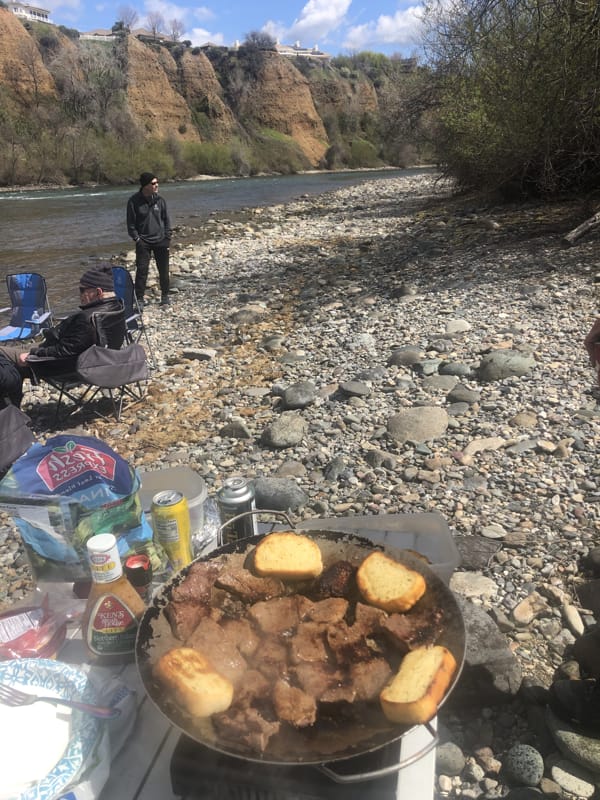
[25,311,52,325]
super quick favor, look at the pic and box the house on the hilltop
[81,27,172,43]
[7,1,52,24]
[275,41,330,61]
[230,39,330,61]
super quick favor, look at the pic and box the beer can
[124,553,152,602]
[151,490,193,571]
[217,477,258,543]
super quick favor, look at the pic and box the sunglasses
[151,180,159,185]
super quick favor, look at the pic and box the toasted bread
[153,647,234,717]
[356,550,426,612]
[380,645,457,725]
[253,532,323,580]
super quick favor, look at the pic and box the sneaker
[160,295,171,306]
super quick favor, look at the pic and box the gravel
[2,169,600,798]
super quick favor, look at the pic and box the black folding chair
[28,306,149,423]
[112,266,156,367]
[0,404,35,476]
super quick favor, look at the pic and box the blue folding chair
[0,273,53,342]
[112,266,155,367]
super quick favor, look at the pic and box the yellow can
[151,490,193,571]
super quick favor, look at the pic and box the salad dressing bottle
[82,533,146,664]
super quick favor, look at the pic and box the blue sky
[42,0,424,56]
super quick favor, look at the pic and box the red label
[37,440,117,491]
[91,595,135,631]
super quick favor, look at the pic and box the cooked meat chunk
[222,617,259,658]
[213,707,281,752]
[288,621,329,664]
[256,636,290,682]
[164,561,222,639]
[248,595,312,635]
[312,560,356,599]
[304,597,348,624]
[382,606,444,652]
[354,602,387,630]
[350,658,393,702]
[171,561,221,603]
[164,598,211,641]
[294,662,356,704]
[216,568,286,602]
[273,679,317,727]
[185,617,247,685]
[326,620,376,664]
[212,588,245,619]
[232,669,271,707]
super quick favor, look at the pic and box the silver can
[217,477,258,543]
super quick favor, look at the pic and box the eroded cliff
[0,12,415,183]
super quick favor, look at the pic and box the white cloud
[192,7,215,23]
[343,6,424,51]
[188,27,225,46]
[143,0,189,25]
[265,0,352,47]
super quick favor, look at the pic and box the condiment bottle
[81,533,146,664]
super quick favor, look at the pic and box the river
[0,168,424,313]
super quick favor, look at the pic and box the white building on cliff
[6,2,52,24]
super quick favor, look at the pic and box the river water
[0,168,419,313]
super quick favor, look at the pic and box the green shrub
[181,141,236,175]
[348,138,381,168]
[248,129,312,174]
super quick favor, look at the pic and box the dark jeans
[134,238,170,299]
[0,348,28,407]
[0,345,33,377]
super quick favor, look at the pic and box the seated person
[0,352,23,409]
[584,317,600,385]
[0,264,122,405]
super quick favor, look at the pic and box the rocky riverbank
[2,170,600,798]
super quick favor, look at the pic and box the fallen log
[563,211,600,245]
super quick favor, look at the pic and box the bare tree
[117,5,139,31]
[146,11,165,39]
[168,18,185,42]
[4,39,47,109]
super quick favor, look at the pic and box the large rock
[387,407,449,444]
[282,381,316,409]
[253,477,308,513]
[387,346,423,367]
[450,597,522,705]
[546,707,600,775]
[261,411,307,448]
[476,350,535,382]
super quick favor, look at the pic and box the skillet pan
[135,529,465,766]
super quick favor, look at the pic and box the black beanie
[79,264,114,292]
[140,172,156,187]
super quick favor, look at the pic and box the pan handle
[317,722,438,784]
[217,509,295,546]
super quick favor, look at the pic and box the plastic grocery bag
[0,435,159,582]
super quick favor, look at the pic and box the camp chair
[0,273,53,342]
[112,266,156,367]
[28,306,148,423]
[0,404,35,476]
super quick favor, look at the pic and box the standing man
[127,172,172,307]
